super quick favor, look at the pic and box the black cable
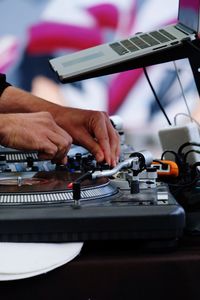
[161,150,179,161]
[143,67,172,125]
[184,149,200,162]
[153,159,167,165]
[178,142,200,155]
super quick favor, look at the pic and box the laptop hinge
[176,23,196,35]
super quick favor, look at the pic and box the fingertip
[62,156,68,165]
[111,159,116,167]
[107,157,112,166]
[95,152,104,163]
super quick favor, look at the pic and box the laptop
[49,0,200,83]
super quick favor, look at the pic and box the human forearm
[0,86,62,117]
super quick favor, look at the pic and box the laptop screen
[178,0,200,33]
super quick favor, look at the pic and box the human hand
[55,107,120,166]
[0,112,72,164]
[0,87,120,165]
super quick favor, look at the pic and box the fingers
[3,112,71,164]
[47,129,72,164]
[91,115,112,165]
[89,112,120,166]
[74,128,105,163]
[104,113,120,166]
[38,136,70,164]
[73,112,120,166]
[39,108,120,166]
[38,121,72,164]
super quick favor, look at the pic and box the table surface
[0,234,200,300]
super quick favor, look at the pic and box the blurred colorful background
[0,0,199,153]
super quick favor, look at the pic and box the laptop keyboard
[109,29,176,56]
[130,36,150,49]
[150,31,170,43]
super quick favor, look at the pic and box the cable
[143,67,172,125]
[174,113,200,127]
[153,159,168,165]
[161,150,179,161]
[172,61,192,123]
[178,142,200,155]
[184,149,200,162]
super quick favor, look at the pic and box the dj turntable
[0,145,185,246]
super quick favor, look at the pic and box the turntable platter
[0,171,118,205]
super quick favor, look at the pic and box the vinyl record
[0,171,108,194]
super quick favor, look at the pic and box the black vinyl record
[0,171,109,194]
